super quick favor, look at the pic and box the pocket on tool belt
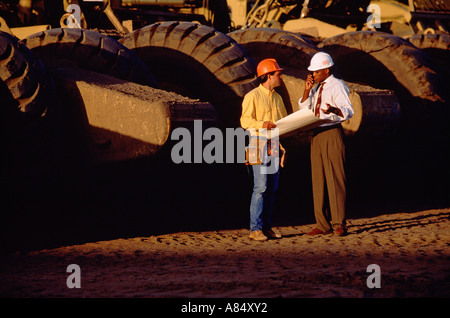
[245,136,267,165]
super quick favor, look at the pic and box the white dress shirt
[298,74,353,127]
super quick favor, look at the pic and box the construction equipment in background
[0,0,232,39]
[1,1,449,42]
[241,0,449,39]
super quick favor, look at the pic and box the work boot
[307,228,332,235]
[333,227,347,237]
[249,230,268,241]
[264,228,282,239]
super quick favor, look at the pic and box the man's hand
[301,74,314,103]
[305,74,314,91]
[323,103,343,117]
[262,121,277,129]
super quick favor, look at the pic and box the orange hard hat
[256,58,284,77]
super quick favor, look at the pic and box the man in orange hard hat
[241,58,287,241]
[299,52,354,236]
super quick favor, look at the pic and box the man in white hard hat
[299,52,354,236]
[241,58,287,241]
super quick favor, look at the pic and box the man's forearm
[300,89,310,103]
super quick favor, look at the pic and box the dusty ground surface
[1,208,449,298]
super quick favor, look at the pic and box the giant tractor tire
[0,31,53,134]
[228,28,320,115]
[318,31,447,105]
[119,21,258,127]
[228,28,319,73]
[228,28,402,140]
[407,33,450,52]
[21,28,157,88]
[407,33,450,92]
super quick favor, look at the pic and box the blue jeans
[249,159,280,232]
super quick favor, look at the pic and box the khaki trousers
[310,125,346,232]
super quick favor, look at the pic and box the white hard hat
[308,52,334,71]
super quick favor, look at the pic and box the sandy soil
[1,208,448,298]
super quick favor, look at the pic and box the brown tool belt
[245,136,284,166]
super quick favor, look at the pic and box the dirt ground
[1,206,449,298]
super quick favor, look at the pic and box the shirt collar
[320,74,335,86]
[259,84,274,95]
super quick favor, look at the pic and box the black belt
[312,123,342,136]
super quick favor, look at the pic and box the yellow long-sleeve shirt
[240,84,287,130]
